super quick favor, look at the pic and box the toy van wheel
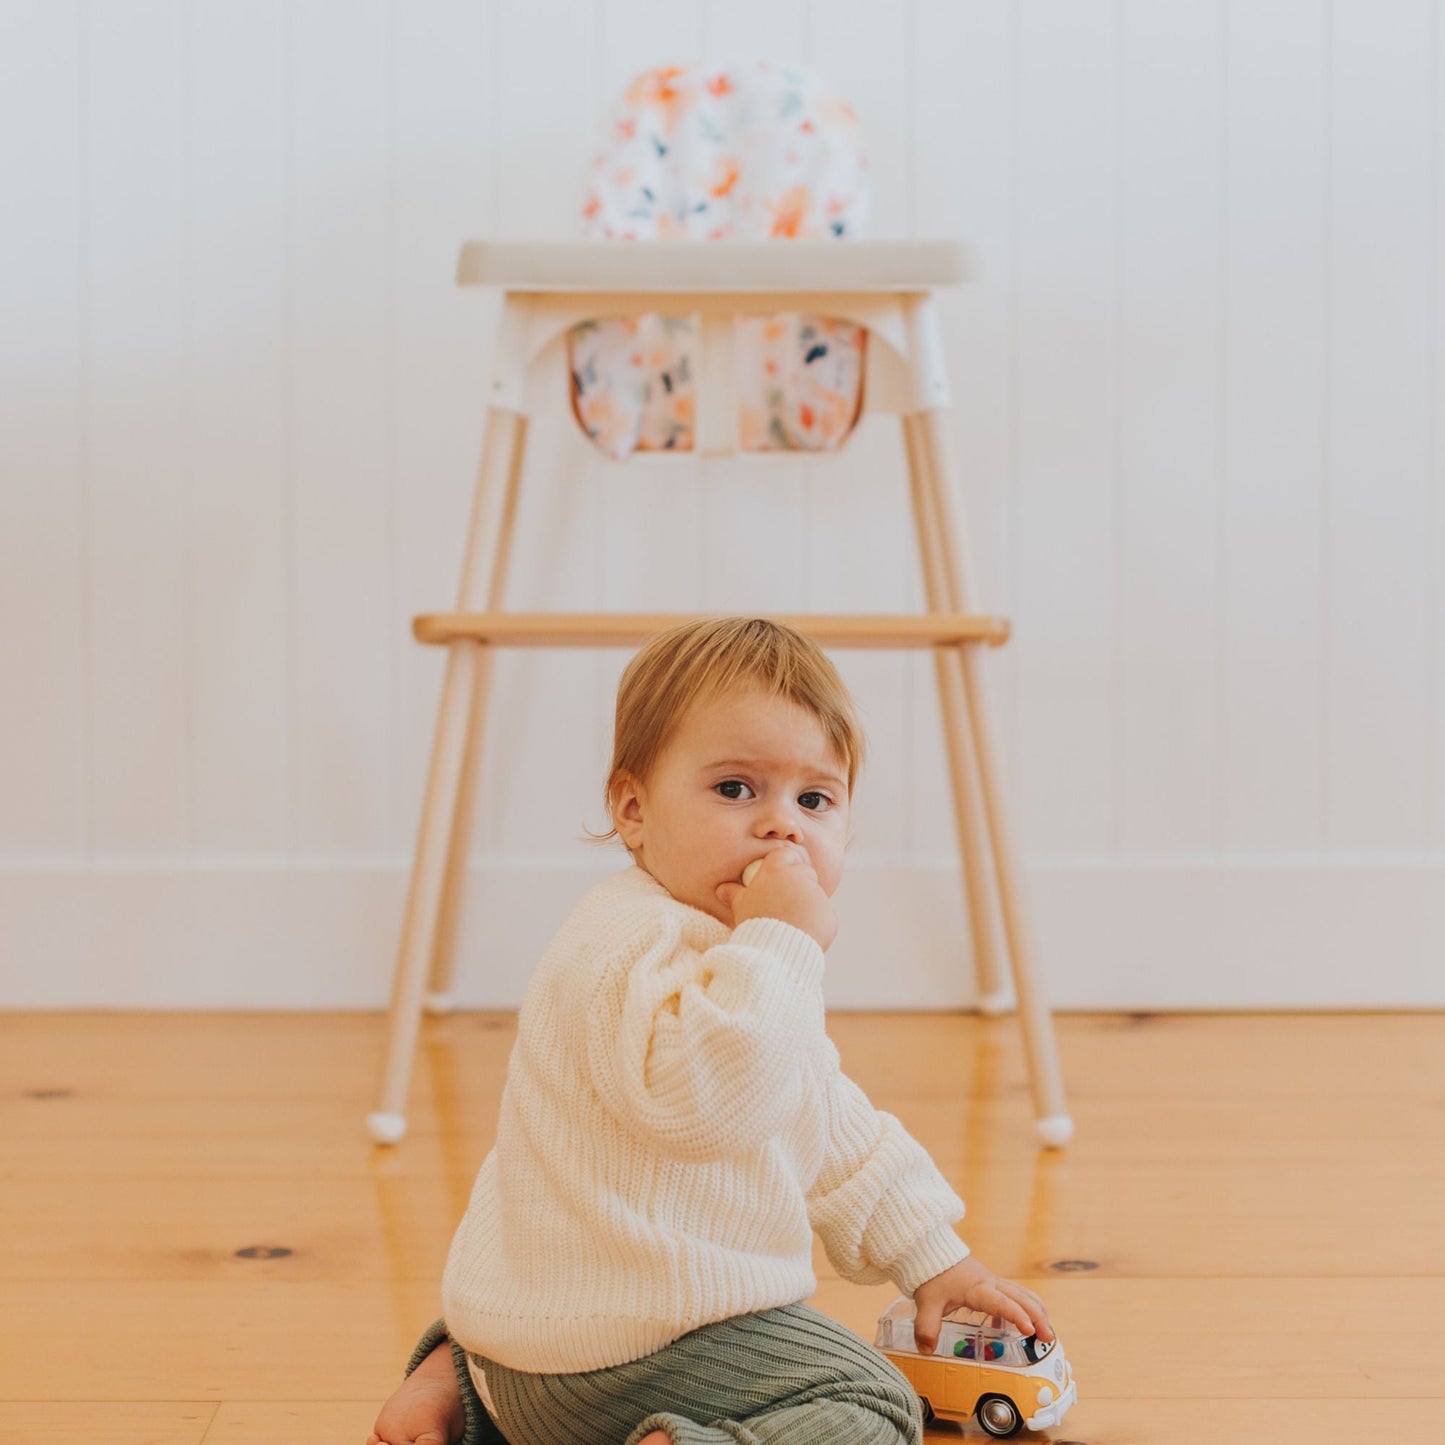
[974,1395,1022,1438]
[917,1397,935,1425]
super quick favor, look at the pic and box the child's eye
[798,791,832,812]
[715,780,755,800]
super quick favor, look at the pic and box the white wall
[2,0,1443,1010]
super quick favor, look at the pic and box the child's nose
[756,805,804,842]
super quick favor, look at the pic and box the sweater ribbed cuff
[404,1319,503,1445]
[891,1226,972,1297]
[728,915,826,991]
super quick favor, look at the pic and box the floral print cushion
[569,61,870,458]
[569,314,696,457]
[583,60,869,242]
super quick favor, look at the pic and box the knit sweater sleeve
[806,1058,970,1294]
[585,912,826,1162]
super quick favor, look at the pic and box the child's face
[612,687,851,926]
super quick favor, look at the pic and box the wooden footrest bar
[412,611,1011,648]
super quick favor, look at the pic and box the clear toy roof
[877,1297,1020,1336]
[874,1296,1055,1365]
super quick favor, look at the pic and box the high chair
[368,63,1072,1149]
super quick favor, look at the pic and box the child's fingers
[761,843,813,874]
[976,1284,1036,1340]
[912,1299,943,1354]
[999,1282,1054,1340]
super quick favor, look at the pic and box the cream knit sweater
[441,865,969,1374]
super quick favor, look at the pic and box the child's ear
[611,772,646,851]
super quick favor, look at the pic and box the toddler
[368,616,1053,1445]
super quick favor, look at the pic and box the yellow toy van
[874,1297,1078,1438]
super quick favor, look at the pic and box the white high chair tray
[456,240,973,293]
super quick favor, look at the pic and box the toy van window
[955,1337,1031,1366]
[937,1323,971,1355]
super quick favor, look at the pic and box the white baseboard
[2,858,1442,1009]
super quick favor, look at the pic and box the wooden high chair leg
[368,406,526,1145]
[426,417,531,1010]
[901,413,1008,1014]
[422,651,495,1013]
[911,402,1072,1148]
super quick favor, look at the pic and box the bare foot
[367,1342,465,1445]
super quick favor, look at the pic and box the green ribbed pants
[408,1304,922,1445]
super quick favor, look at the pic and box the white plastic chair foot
[424,990,455,1015]
[1034,1114,1074,1149]
[976,990,1014,1017]
[367,1110,408,1145]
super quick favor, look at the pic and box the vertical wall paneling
[801,419,913,866]
[1013,0,1120,860]
[0,2,84,858]
[482,0,606,862]
[698,1,811,621]
[809,0,911,238]
[594,1,709,777]
[392,0,496,860]
[1116,0,1224,858]
[188,0,290,855]
[5,0,1445,1006]
[495,0,602,238]
[85,0,192,857]
[594,0,815,630]
[911,0,1019,863]
[594,0,710,664]
[288,0,394,857]
[1434,0,1445,857]
[479,421,608,860]
[1221,0,1328,856]
[1326,0,1434,853]
[697,461,810,616]
[593,462,709,665]
[808,1,912,862]
[695,0,810,638]
[600,0,705,93]
[700,0,808,62]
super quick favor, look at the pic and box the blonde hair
[596,616,866,842]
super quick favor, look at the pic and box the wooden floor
[3,1009,1443,1444]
